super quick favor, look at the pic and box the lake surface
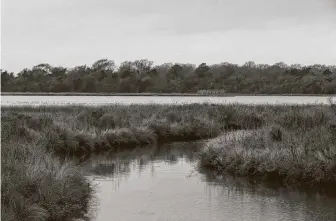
[1,95,336,106]
[81,142,336,221]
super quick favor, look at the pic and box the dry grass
[2,104,266,156]
[199,104,336,191]
[2,103,336,220]
[1,142,93,221]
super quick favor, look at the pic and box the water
[80,142,336,221]
[1,95,336,106]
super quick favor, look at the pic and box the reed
[199,103,336,190]
[2,103,335,219]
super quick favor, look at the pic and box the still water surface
[81,142,336,221]
[1,95,336,106]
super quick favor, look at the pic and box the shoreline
[2,103,336,219]
[1,92,336,97]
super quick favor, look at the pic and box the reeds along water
[1,103,336,220]
[0,104,258,156]
[199,103,336,192]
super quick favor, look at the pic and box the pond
[80,141,336,221]
[1,95,336,106]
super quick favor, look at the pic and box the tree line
[1,59,336,94]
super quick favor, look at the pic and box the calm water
[80,142,336,221]
[1,95,336,106]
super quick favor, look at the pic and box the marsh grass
[2,103,336,220]
[3,104,266,156]
[1,104,261,220]
[199,103,336,191]
[1,142,93,221]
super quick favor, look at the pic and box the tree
[51,66,67,77]
[1,70,14,91]
[195,63,210,77]
[91,59,115,72]
[133,59,153,74]
[323,69,333,76]
[1,59,335,94]
[272,62,287,69]
[32,63,53,75]
[243,61,256,68]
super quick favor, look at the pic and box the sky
[1,0,336,72]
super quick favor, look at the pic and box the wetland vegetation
[1,103,336,220]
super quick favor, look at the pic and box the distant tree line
[1,59,336,94]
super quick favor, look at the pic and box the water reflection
[81,142,199,177]
[81,142,336,221]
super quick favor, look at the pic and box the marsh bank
[1,98,335,220]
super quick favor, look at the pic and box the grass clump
[199,104,336,190]
[1,142,93,221]
[1,112,93,220]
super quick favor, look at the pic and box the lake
[80,141,336,221]
[1,95,336,106]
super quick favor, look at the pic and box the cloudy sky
[1,0,336,72]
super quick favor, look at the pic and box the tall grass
[1,104,263,220]
[199,103,336,191]
[1,141,93,221]
[0,113,95,220]
[2,104,267,156]
[2,103,336,220]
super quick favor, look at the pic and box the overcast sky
[1,0,336,72]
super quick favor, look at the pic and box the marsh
[1,102,336,220]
